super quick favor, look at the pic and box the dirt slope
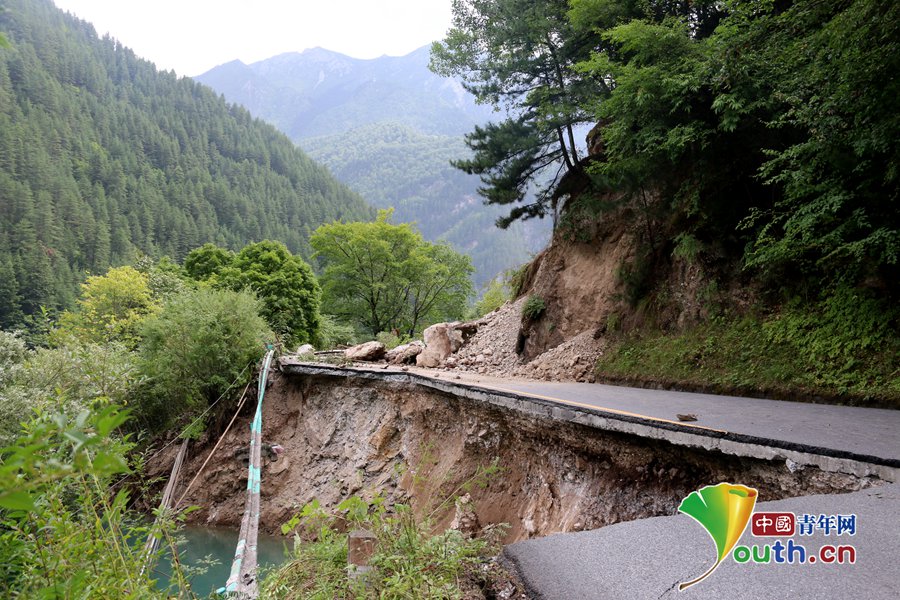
[144,369,874,542]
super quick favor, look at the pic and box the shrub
[316,314,357,349]
[522,295,546,321]
[474,278,508,317]
[0,331,30,446]
[263,495,505,599]
[135,288,273,430]
[0,406,185,598]
[54,266,157,348]
[376,330,407,350]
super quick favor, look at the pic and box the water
[154,525,291,596]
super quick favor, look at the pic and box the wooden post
[348,529,376,582]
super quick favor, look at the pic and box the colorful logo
[677,483,758,591]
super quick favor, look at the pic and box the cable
[172,378,252,509]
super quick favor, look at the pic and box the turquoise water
[154,525,291,596]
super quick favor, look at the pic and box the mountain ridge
[197,45,550,286]
[0,0,373,328]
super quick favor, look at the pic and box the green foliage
[311,210,474,337]
[571,0,898,290]
[431,0,594,225]
[737,0,900,283]
[136,287,272,430]
[183,243,235,282]
[505,262,530,299]
[0,0,372,329]
[263,495,504,600]
[17,341,136,413]
[55,266,156,347]
[215,240,321,346]
[596,294,900,403]
[521,295,546,321]
[375,331,409,351]
[134,256,192,302]
[316,314,357,349]
[0,330,29,445]
[474,277,509,316]
[763,287,900,391]
[304,123,538,287]
[0,406,182,598]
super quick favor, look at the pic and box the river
[154,525,291,596]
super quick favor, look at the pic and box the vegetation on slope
[303,122,541,286]
[0,0,373,332]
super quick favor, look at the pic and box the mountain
[197,46,492,139]
[197,47,550,287]
[0,0,374,329]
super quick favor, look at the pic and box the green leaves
[0,491,35,511]
[213,240,322,346]
[311,210,474,338]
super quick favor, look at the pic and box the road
[503,483,900,599]
[281,360,900,598]
[282,360,900,474]
[419,369,900,465]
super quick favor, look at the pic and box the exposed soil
[144,370,877,544]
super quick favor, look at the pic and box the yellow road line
[470,382,728,434]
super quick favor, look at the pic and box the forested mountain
[0,0,373,329]
[197,46,549,287]
[302,122,543,284]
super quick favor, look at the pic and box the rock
[344,341,386,361]
[449,493,480,538]
[475,354,485,364]
[385,341,425,365]
[483,348,493,356]
[417,323,454,367]
[444,356,458,368]
[449,326,465,353]
[676,413,698,422]
[296,343,315,356]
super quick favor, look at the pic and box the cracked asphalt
[503,484,900,599]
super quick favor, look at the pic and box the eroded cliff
[145,367,877,543]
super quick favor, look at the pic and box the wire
[172,378,252,509]
[112,359,254,494]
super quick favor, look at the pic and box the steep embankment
[147,365,876,542]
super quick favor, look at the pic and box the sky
[51,0,454,77]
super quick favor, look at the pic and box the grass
[596,309,900,408]
[260,495,507,600]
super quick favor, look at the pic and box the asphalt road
[422,370,900,464]
[504,483,900,599]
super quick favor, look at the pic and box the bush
[0,406,185,598]
[0,331,31,446]
[376,330,407,350]
[474,278,508,317]
[522,295,546,321]
[262,495,505,599]
[316,314,357,349]
[135,288,273,430]
[54,266,157,348]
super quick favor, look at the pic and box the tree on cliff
[430,0,595,227]
[310,210,474,337]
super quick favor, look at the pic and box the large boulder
[416,323,455,367]
[296,343,315,356]
[344,341,386,362]
[385,341,425,365]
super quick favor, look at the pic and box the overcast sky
[52,0,453,77]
